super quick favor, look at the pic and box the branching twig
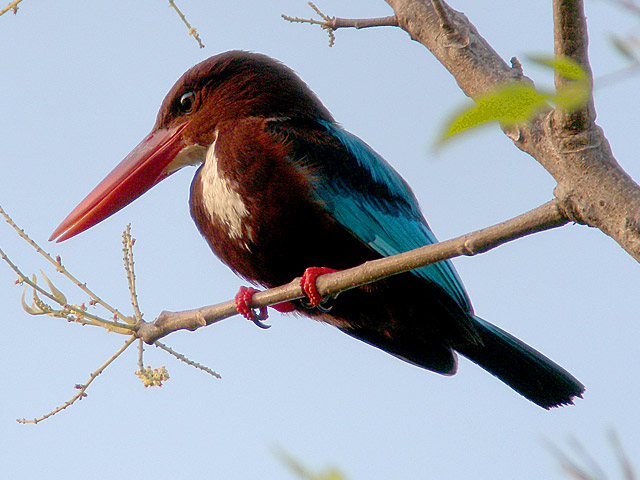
[135,199,569,344]
[282,2,397,46]
[0,204,130,323]
[168,0,204,49]
[1,205,221,420]
[0,245,133,334]
[17,336,137,424]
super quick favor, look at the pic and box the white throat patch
[199,137,250,244]
[166,144,208,174]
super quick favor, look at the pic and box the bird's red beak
[50,122,190,242]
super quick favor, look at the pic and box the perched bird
[51,51,584,408]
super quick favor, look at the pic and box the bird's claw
[235,266,338,327]
[235,286,271,329]
[300,267,339,309]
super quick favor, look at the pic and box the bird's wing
[270,118,472,312]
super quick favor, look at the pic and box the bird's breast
[196,140,253,249]
[188,119,378,288]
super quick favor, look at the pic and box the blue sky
[1,1,638,478]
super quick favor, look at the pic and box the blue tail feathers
[457,316,584,409]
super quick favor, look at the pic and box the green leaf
[441,83,549,141]
[437,54,591,145]
[554,82,591,110]
[275,449,348,480]
[528,55,588,81]
[528,55,591,110]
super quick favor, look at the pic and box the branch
[384,0,640,262]
[122,225,143,322]
[553,0,595,129]
[0,0,22,16]
[135,200,568,344]
[154,341,221,379]
[1,207,223,420]
[283,2,397,46]
[17,336,137,424]
[167,0,204,49]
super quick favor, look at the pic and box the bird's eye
[179,91,196,113]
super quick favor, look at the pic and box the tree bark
[384,0,640,261]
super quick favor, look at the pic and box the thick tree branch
[553,0,595,129]
[136,200,568,344]
[384,0,640,262]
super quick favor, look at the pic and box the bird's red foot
[300,267,339,307]
[272,301,296,313]
[235,286,270,329]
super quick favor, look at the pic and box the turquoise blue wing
[314,120,471,311]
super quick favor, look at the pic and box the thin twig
[0,244,133,334]
[0,204,130,323]
[168,0,204,48]
[0,205,133,333]
[545,439,600,480]
[604,0,640,15]
[2,207,224,417]
[154,341,221,379]
[136,199,568,343]
[122,225,142,322]
[545,432,636,480]
[594,62,640,88]
[609,429,636,480]
[17,336,137,424]
[0,0,22,16]
[137,339,144,372]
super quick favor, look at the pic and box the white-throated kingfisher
[50,51,584,408]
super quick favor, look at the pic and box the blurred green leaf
[438,55,591,144]
[441,83,548,141]
[529,55,588,81]
[554,82,591,110]
[276,449,348,480]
